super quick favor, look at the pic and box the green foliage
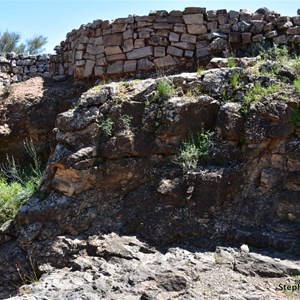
[17,255,39,286]
[197,65,204,76]
[120,114,133,131]
[0,30,47,54]
[293,76,300,92]
[177,131,213,171]
[101,117,114,136]
[156,78,173,97]
[231,72,240,89]
[1,84,13,98]
[240,82,280,116]
[25,35,48,55]
[0,139,42,225]
[227,57,236,68]
[292,108,300,126]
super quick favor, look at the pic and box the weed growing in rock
[156,78,173,97]
[120,114,133,131]
[177,130,213,171]
[101,117,114,136]
[231,72,240,89]
[1,84,12,98]
[0,139,42,225]
[292,108,300,126]
[197,65,204,76]
[17,255,39,286]
[227,57,236,68]
[240,83,280,116]
[293,76,300,92]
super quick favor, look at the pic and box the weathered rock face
[0,60,300,298]
[0,77,89,164]
[6,234,300,300]
[51,6,300,80]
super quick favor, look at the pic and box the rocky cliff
[0,22,300,300]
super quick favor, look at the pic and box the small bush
[120,114,132,131]
[0,139,42,225]
[240,82,280,116]
[101,117,114,136]
[293,76,300,91]
[231,72,240,89]
[177,131,213,171]
[292,108,300,126]
[156,78,173,97]
[227,57,236,68]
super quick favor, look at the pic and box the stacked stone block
[51,7,300,79]
[0,52,50,85]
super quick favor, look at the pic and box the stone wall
[0,52,50,85]
[50,7,300,79]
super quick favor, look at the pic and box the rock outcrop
[0,77,89,165]
[0,53,299,298]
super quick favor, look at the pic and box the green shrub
[178,131,213,171]
[227,57,236,68]
[101,117,114,136]
[293,76,300,91]
[156,78,173,97]
[0,139,42,225]
[292,108,300,126]
[120,114,132,131]
[231,72,240,89]
[240,82,280,116]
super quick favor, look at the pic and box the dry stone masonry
[51,6,300,79]
[0,53,50,85]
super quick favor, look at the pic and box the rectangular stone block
[252,34,264,42]
[126,46,153,60]
[153,23,173,30]
[155,16,183,23]
[112,23,127,33]
[123,29,133,40]
[181,34,196,43]
[75,51,83,60]
[287,26,300,35]
[187,24,207,35]
[292,16,300,26]
[94,36,103,45]
[183,7,206,14]
[107,61,123,74]
[137,58,155,70]
[171,42,195,50]
[103,33,123,46]
[242,32,252,44]
[94,66,105,76]
[134,39,145,48]
[124,60,137,72]
[183,13,204,24]
[229,32,242,43]
[122,39,134,52]
[137,21,152,28]
[174,23,186,33]
[169,32,180,42]
[167,46,183,57]
[154,46,166,57]
[138,30,152,39]
[218,14,228,25]
[154,55,177,68]
[207,21,218,31]
[184,50,194,58]
[96,57,107,66]
[84,60,95,77]
[105,46,122,56]
[157,30,170,37]
[106,53,126,62]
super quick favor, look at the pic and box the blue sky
[0,0,298,53]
